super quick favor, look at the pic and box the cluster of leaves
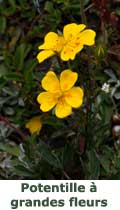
[0,0,120,179]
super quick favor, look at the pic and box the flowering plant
[36,23,95,120]
[0,0,120,180]
[37,23,96,62]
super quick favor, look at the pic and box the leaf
[98,146,114,174]
[0,16,6,34]
[4,107,15,115]
[42,116,66,129]
[87,150,100,179]
[0,96,11,105]
[104,69,117,80]
[62,143,74,168]
[12,165,33,177]
[44,1,54,13]
[0,77,6,90]
[8,0,16,8]
[115,8,120,16]
[114,92,120,100]
[5,72,23,82]
[14,43,32,70]
[38,142,63,169]
[0,64,8,76]
[23,59,37,82]
[99,157,110,173]
[2,86,19,96]
[0,143,20,156]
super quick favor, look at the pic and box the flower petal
[60,70,78,91]
[55,98,72,118]
[38,32,60,50]
[55,36,65,52]
[41,71,60,93]
[37,92,58,112]
[78,29,96,46]
[60,46,76,61]
[64,87,84,108]
[60,45,83,61]
[37,50,55,63]
[25,116,42,134]
[63,23,86,40]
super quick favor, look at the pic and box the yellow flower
[37,32,65,63]
[60,23,96,61]
[37,70,84,118]
[25,116,42,134]
[37,23,96,63]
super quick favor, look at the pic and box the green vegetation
[0,0,120,179]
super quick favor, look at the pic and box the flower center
[58,95,65,105]
[53,37,65,52]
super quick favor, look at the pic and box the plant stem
[56,56,63,69]
[0,115,26,140]
[63,170,71,180]
[101,21,107,46]
[80,0,87,24]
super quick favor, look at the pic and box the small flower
[112,125,120,137]
[37,70,84,118]
[60,23,96,61]
[25,116,42,134]
[37,23,96,63]
[101,83,110,93]
[37,32,65,63]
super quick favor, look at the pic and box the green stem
[56,56,63,69]
[111,95,119,115]
[101,21,107,46]
[80,0,87,24]
[84,51,93,139]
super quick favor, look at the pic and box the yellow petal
[55,36,65,52]
[78,29,96,46]
[63,23,86,40]
[25,116,42,135]
[37,50,55,63]
[60,45,83,61]
[60,45,76,61]
[37,92,58,112]
[55,98,72,118]
[64,87,84,108]
[38,32,60,49]
[60,70,78,91]
[69,36,84,51]
[41,71,60,93]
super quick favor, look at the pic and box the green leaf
[115,8,120,16]
[39,142,63,169]
[14,43,32,70]
[0,77,6,90]
[0,64,8,77]
[99,146,114,174]
[87,150,100,179]
[62,144,74,168]
[12,165,33,177]
[42,116,66,129]
[4,107,15,115]
[0,16,6,34]
[0,143,20,156]
[8,0,16,8]
[23,59,37,82]
[5,72,23,82]
[44,1,54,13]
